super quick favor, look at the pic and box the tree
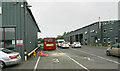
[38,38,43,43]
[56,35,64,40]
[63,32,67,36]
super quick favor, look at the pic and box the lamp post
[98,17,101,46]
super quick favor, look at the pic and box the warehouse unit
[0,1,40,59]
[64,20,119,47]
[101,21,119,46]
[118,2,120,43]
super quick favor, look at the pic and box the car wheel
[106,51,111,56]
[0,61,5,69]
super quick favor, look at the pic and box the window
[0,28,16,49]
[0,7,2,14]
[0,40,4,48]
[103,38,106,43]
[110,28,113,31]
[108,38,110,41]
[44,38,55,42]
[90,30,95,33]
[115,37,118,43]
[85,31,87,34]
[111,21,114,24]
[103,29,106,33]
[0,28,3,40]
[5,28,15,39]
[104,23,106,25]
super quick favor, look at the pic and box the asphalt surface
[2,45,120,71]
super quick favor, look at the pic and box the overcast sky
[27,0,119,38]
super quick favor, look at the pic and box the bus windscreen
[44,38,55,42]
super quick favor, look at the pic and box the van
[56,39,65,47]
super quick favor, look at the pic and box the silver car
[106,43,120,56]
[0,48,21,69]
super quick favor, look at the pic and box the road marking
[71,49,120,64]
[88,58,91,61]
[33,56,41,71]
[33,50,43,71]
[56,59,60,63]
[53,58,60,63]
[57,49,90,71]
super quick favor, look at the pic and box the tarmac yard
[2,46,120,71]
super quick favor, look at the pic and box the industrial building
[64,20,119,47]
[0,1,40,59]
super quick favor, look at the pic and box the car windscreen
[2,49,14,54]
[59,41,64,43]
[65,42,68,44]
[76,42,80,44]
[44,38,55,42]
[111,45,118,48]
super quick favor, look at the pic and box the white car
[61,42,69,48]
[0,48,21,69]
[56,39,65,47]
[72,42,81,48]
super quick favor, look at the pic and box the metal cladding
[0,2,40,60]
[64,20,119,47]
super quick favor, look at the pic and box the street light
[26,5,32,7]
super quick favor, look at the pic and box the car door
[117,45,120,56]
[110,45,118,56]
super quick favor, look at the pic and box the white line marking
[88,58,91,61]
[33,56,41,71]
[71,49,120,64]
[57,49,89,71]
[53,58,60,63]
[56,59,60,63]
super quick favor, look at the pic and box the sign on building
[12,40,15,44]
[0,7,2,14]
[17,40,23,45]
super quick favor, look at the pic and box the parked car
[0,48,21,69]
[71,42,81,48]
[106,43,120,56]
[61,42,69,48]
[66,42,70,46]
[56,39,65,47]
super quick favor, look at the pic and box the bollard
[89,43,91,46]
[101,45,103,48]
[24,50,27,62]
[109,45,111,47]
[33,51,36,56]
[96,44,98,47]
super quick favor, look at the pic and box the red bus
[43,37,56,50]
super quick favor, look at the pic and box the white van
[56,39,65,47]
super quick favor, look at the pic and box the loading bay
[2,46,120,71]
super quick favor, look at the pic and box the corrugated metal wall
[2,2,24,58]
[64,20,118,46]
[2,2,39,59]
[26,10,38,53]
[102,21,118,46]
[0,2,2,27]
